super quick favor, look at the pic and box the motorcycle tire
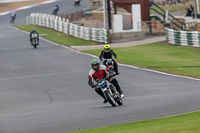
[109,85,123,106]
[10,19,14,23]
[104,90,117,107]
[32,39,38,48]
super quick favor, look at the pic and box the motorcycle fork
[102,87,113,100]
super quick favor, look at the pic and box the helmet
[91,59,100,71]
[104,44,110,52]
[31,29,36,33]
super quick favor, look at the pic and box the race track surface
[0,1,200,133]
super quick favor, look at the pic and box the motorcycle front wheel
[32,39,38,48]
[104,90,117,107]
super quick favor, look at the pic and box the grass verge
[150,4,189,14]
[14,25,99,46]
[83,42,200,79]
[66,111,200,133]
[150,0,195,15]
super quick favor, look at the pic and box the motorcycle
[74,0,81,6]
[96,78,123,107]
[52,10,58,15]
[103,59,116,76]
[52,5,59,15]
[10,15,16,23]
[10,17,15,23]
[31,33,39,48]
[10,12,16,24]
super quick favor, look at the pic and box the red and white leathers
[88,64,123,94]
[88,65,109,86]
[88,65,124,102]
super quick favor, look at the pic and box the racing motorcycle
[10,14,16,24]
[31,33,39,48]
[52,10,58,15]
[96,78,123,107]
[10,17,15,23]
[74,0,81,6]
[52,5,59,15]
[103,59,116,76]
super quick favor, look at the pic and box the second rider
[99,44,120,75]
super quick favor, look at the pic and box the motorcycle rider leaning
[52,5,59,15]
[10,11,16,23]
[99,44,120,75]
[30,30,39,45]
[88,59,124,103]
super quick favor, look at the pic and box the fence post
[186,31,193,45]
[174,30,181,45]
[107,30,110,44]
[149,21,152,34]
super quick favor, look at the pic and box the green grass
[67,111,200,133]
[15,25,99,46]
[150,1,195,15]
[157,4,188,12]
[83,42,200,79]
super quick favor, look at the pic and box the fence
[26,13,108,43]
[165,28,200,47]
[137,20,166,35]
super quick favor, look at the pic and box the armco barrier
[165,28,200,47]
[27,13,108,43]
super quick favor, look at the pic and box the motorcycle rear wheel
[117,98,123,106]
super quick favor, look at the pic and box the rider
[52,5,59,15]
[99,44,119,75]
[74,0,81,6]
[30,29,39,44]
[88,59,124,103]
[10,11,16,23]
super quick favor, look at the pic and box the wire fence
[137,20,166,35]
[26,13,109,43]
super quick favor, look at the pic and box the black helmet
[32,29,36,33]
[91,59,100,71]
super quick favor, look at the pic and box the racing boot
[95,88,107,103]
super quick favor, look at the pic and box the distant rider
[88,59,124,103]
[52,5,59,15]
[30,30,39,44]
[99,44,120,75]
[10,11,16,23]
[74,0,81,6]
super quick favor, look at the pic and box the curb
[0,0,32,3]
[71,36,166,51]
[0,0,60,16]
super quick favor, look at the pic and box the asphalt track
[0,1,200,133]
